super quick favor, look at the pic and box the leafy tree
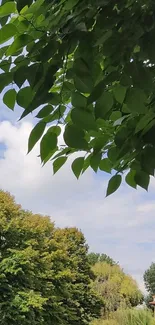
[92,262,143,318]
[144,263,155,309]
[144,263,155,294]
[0,190,101,325]
[88,253,117,266]
[0,0,155,193]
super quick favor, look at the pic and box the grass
[91,308,155,325]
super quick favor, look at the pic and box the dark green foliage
[144,263,155,309]
[1,0,155,193]
[144,263,155,294]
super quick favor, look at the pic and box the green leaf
[16,86,34,108]
[71,108,97,131]
[135,113,155,133]
[125,88,147,114]
[95,92,114,119]
[47,125,61,136]
[40,132,57,162]
[64,0,79,10]
[106,174,122,197]
[110,111,122,122]
[99,158,112,173]
[108,147,119,163]
[141,146,155,176]
[6,34,33,56]
[25,0,44,14]
[0,59,11,72]
[36,105,54,118]
[72,157,84,179]
[3,89,16,110]
[14,66,29,88]
[87,80,105,104]
[0,24,17,45]
[53,156,67,174]
[82,154,92,173]
[74,76,93,94]
[113,85,127,104]
[71,91,87,108]
[48,93,61,105]
[64,125,88,149]
[17,0,33,12]
[42,148,57,166]
[0,72,13,92]
[134,170,150,190]
[0,2,16,17]
[90,153,102,172]
[43,106,66,124]
[28,122,46,153]
[125,170,137,189]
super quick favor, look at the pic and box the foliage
[92,262,143,318]
[91,308,155,325]
[144,263,155,309]
[88,253,117,266]
[1,0,155,193]
[0,190,101,325]
[144,263,155,294]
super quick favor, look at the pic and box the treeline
[0,191,143,324]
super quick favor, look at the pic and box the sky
[0,102,155,294]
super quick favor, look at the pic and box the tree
[92,261,143,318]
[0,0,155,194]
[144,263,155,294]
[0,190,101,325]
[88,253,117,266]
[144,263,155,309]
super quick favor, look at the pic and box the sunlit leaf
[0,2,16,17]
[0,24,17,44]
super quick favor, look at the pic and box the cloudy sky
[0,102,155,294]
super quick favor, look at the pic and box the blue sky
[0,101,155,294]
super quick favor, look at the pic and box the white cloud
[137,202,155,213]
[0,120,155,294]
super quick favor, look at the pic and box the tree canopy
[88,252,117,266]
[92,261,143,318]
[0,0,155,194]
[0,190,101,325]
[144,263,155,294]
[144,262,155,309]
